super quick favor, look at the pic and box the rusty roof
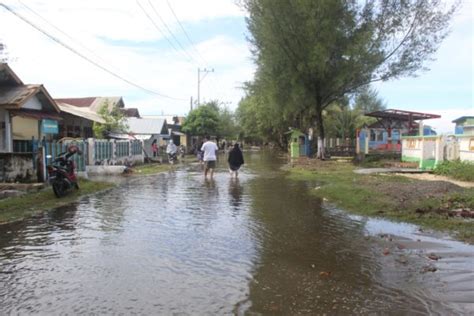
[55,96,124,112]
[55,97,97,107]
[365,109,441,121]
[0,84,59,113]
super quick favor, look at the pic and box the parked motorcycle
[47,145,82,198]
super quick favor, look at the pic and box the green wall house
[453,116,474,135]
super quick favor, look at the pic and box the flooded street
[0,152,473,315]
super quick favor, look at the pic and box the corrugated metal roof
[0,84,40,107]
[126,117,167,134]
[55,97,96,107]
[55,96,123,112]
[57,102,105,123]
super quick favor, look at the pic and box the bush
[434,160,474,182]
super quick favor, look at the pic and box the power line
[16,0,121,74]
[146,0,199,64]
[165,0,207,65]
[135,0,179,53]
[0,3,186,101]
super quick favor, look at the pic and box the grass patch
[132,163,171,175]
[289,161,474,243]
[0,179,114,224]
[434,160,474,182]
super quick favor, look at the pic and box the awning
[171,131,185,136]
[9,109,63,121]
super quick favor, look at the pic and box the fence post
[87,138,94,165]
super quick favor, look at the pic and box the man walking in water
[201,135,219,179]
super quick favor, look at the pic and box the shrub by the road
[434,160,474,182]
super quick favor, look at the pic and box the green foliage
[93,99,128,138]
[434,160,474,182]
[242,0,457,155]
[181,100,239,139]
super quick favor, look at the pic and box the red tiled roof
[55,97,97,107]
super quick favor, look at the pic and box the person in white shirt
[200,135,219,179]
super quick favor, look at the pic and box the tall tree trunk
[315,105,326,159]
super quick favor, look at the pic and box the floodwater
[0,151,473,315]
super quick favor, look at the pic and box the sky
[0,0,472,134]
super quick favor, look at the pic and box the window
[408,139,417,149]
[469,138,474,151]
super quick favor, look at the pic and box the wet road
[0,152,473,314]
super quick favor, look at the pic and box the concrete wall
[458,135,474,162]
[0,153,37,183]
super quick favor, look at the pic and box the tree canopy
[93,100,128,138]
[241,0,457,157]
[182,100,238,139]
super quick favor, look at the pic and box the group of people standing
[198,135,244,179]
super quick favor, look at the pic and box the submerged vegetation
[288,161,474,243]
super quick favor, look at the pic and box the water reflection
[228,178,243,210]
[0,151,471,314]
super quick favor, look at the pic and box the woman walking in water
[227,143,244,178]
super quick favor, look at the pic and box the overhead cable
[0,3,186,100]
[165,0,208,65]
[146,0,199,64]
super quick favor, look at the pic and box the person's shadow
[228,177,243,210]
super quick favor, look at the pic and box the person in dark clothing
[227,143,244,178]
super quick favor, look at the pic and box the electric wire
[147,0,198,64]
[165,0,208,65]
[16,0,122,74]
[0,3,187,100]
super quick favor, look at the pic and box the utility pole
[190,96,193,111]
[197,67,214,107]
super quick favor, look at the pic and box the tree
[353,86,387,128]
[243,0,457,158]
[93,99,128,138]
[181,102,220,136]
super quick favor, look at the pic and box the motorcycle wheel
[52,180,67,198]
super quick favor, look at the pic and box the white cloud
[0,0,254,116]
[425,108,474,134]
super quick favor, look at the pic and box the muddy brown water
[0,151,473,315]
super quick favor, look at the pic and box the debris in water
[421,265,437,273]
[427,253,441,261]
[319,271,332,278]
[383,248,390,255]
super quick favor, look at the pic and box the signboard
[41,119,58,134]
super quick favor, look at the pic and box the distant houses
[452,116,474,135]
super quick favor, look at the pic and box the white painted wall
[458,136,474,162]
[22,95,42,110]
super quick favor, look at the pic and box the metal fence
[43,140,88,172]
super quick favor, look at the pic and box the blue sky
[0,0,472,133]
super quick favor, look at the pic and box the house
[0,63,61,152]
[54,97,122,139]
[109,117,169,157]
[54,96,139,138]
[452,116,474,135]
[357,109,440,153]
[142,115,188,147]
